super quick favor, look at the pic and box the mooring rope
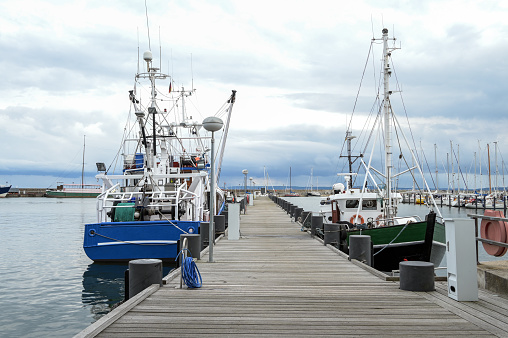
[300,212,311,231]
[157,210,189,234]
[373,222,409,256]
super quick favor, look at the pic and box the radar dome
[333,183,345,193]
[143,50,153,62]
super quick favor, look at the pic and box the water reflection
[82,263,127,321]
[82,262,177,321]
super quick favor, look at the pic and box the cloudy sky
[1,0,508,191]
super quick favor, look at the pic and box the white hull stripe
[97,240,177,246]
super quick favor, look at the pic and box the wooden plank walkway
[77,196,508,337]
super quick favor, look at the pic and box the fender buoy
[375,214,384,226]
[350,214,365,224]
[481,210,508,257]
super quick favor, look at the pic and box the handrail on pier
[467,213,508,263]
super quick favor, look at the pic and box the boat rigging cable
[390,57,439,192]
[334,42,374,186]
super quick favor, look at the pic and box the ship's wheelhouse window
[362,200,377,210]
[346,200,359,208]
[345,199,377,210]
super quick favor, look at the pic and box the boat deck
[76,196,508,337]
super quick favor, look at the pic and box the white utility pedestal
[227,203,240,240]
[445,218,478,301]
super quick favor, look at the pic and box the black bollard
[128,259,163,299]
[200,222,209,251]
[180,234,201,259]
[399,261,435,291]
[294,207,303,222]
[311,215,323,237]
[324,223,340,246]
[349,235,372,266]
[214,215,226,236]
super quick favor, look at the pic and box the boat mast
[81,135,85,189]
[494,141,498,193]
[264,166,267,193]
[310,168,313,191]
[340,131,359,190]
[382,28,395,219]
[488,143,492,194]
[289,166,292,193]
[474,151,477,193]
[346,131,355,190]
[450,141,454,193]
[458,143,461,194]
[434,143,438,191]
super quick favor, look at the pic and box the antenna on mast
[159,26,161,71]
[191,53,194,91]
[144,0,151,51]
[370,15,375,39]
[137,27,140,74]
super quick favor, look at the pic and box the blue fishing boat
[83,50,236,262]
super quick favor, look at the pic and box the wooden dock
[77,196,508,337]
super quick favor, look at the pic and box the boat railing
[467,213,508,263]
[391,215,422,222]
[96,182,203,222]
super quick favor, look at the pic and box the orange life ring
[480,209,508,257]
[350,214,365,224]
[375,214,384,226]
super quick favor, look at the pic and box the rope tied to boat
[373,222,409,256]
[157,210,189,234]
[175,249,202,288]
[300,212,312,231]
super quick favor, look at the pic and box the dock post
[301,211,311,229]
[214,215,226,236]
[180,234,201,259]
[294,207,303,222]
[324,223,340,246]
[222,210,229,226]
[311,215,322,237]
[200,222,209,251]
[290,205,296,219]
[349,235,372,266]
[399,261,435,291]
[128,259,163,299]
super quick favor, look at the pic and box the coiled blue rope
[175,249,202,288]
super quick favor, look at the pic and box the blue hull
[0,185,11,195]
[83,220,200,262]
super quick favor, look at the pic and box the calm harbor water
[0,198,174,338]
[0,196,505,337]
